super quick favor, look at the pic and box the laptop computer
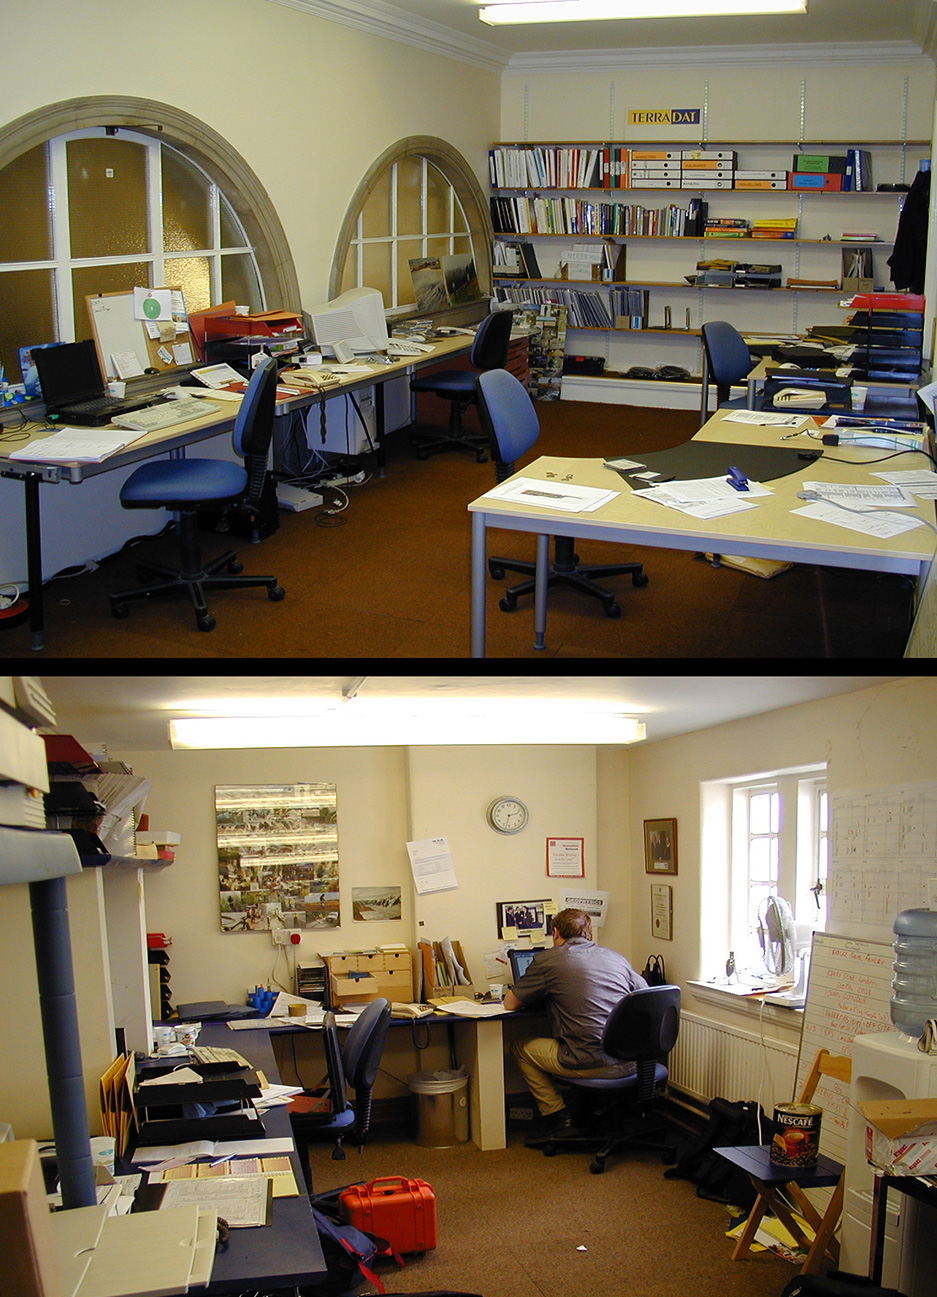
[34,339,158,426]
[508,947,540,983]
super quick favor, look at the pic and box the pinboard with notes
[86,288,196,380]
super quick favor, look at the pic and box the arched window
[331,136,493,317]
[0,96,298,386]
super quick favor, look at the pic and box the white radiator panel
[669,1012,799,1110]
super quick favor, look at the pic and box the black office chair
[409,309,514,461]
[289,998,391,1194]
[539,984,681,1174]
[476,367,648,619]
[109,353,285,632]
[700,320,755,426]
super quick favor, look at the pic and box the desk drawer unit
[324,952,413,1006]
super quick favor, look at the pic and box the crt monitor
[307,286,389,354]
[508,948,539,983]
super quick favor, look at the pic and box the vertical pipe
[29,875,96,1209]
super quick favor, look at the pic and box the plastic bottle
[890,908,937,1038]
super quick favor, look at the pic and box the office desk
[130,1023,327,1294]
[468,409,936,656]
[744,356,920,416]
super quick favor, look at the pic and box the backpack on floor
[305,1202,404,1295]
[663,1095,766,1210]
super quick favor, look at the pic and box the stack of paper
[484,477,618,513]
[632,476,772,519]
[10,429,147,464]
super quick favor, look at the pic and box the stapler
[726,466,749,492]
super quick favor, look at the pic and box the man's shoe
[524,1108,576,1147]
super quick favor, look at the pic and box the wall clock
[487,796,529,835]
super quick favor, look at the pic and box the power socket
[324,471,367,487]
[272,929,289,945]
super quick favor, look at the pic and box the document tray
[135,1103,263,1146]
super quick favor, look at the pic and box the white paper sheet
[802,481,917,507]
[722,410,812,428]
[792,500,926,539]
[632,475,770,518]
[406,837,458,894]
[485,476,618,513]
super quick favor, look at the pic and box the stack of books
[750,216,798,240]
[704,217,751,238]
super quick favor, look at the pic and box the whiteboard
[794,931,893,1166]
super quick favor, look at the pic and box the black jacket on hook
[888,169,929,293]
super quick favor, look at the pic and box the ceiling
[39,674,899,750]
[283,0,935,66]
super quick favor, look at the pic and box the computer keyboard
[112,397,221,431]
[190,1045,252,1068]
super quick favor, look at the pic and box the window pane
[67,138,148,258]
[426,236,450,261]
[396,158,424,235]
[162,150,211,252]
[165,256,212,314]
[339,250,358,296]
[425,164,448,232]
[452,234,472,255]
[819,791,828,832]
[397,240,424,307]
[72,263,150,340]
[452,199,468,236]
[768,838,779,881]
[220,253,262,312]
[0,146,51,262]
[750,792,772,835]
[361,170,393,239]
[361,243,392,301]
[0,270,55,385]
[749,837,770,880]
[770,792,780,833]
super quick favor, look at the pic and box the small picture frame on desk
[644,818,677,875]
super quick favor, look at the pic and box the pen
[210,1155,235,1166]
[780,430,803,439]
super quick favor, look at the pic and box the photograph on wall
[216,783,339,932]
[497,898,554,942]
[644,817,678,875]
[352,886,402,921]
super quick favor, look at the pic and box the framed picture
[651,884,673,941]
[497,898,553,941]
[644,817,677,875]
[546,837,585,878]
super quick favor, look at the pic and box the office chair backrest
[322,1011,352,1116]
[471,309,514,371]
[342,997,391,1090]
[476,368,541,482]
[231,353,277,504]
[603,984,681,1062]
[701,321,752,395]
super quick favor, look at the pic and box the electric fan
[758,894,813,1007]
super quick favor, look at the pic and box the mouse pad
[619,440,822,485]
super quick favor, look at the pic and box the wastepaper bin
[407,1069,469,1147]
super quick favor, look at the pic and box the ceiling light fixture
[479,1,805,25]
[168,702,647,748]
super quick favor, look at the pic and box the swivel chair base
[489,535,648,619]
[110,515,285,632]
[409,401,488,462]
[541,1097,676,1174]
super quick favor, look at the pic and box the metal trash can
[407,1068,469,1147]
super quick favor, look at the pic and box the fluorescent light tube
[169,704,646,748]
[479,1,806,25]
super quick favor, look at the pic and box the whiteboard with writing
[795,932,893,1165]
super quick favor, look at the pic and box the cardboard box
[0,1140,66,1297]
[860,1099,937,1175]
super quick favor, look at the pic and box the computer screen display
[307,286,389,354]
[508,947,539,982]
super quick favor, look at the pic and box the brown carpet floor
[2,398,914,660]
[310,1125,796,1297]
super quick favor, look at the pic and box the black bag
[664,1095,765,1210]
[642,954,667,986]
[302,1190,404,1296]
[781,1272,908,1297]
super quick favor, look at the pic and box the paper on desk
[873,470,937,499]
[158,1173,272,1227]
[722,410,812,428]
[632,475,770,519]
[9,429,147,463]
[803,481,917,507]
[132,1137,294,1164]
[792,500,926,539]
[430,999,508,1017]
[484,477,618,513]
[138,1066,203,1086]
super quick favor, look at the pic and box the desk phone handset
[391,1002,435,1019]
[387,340,432,358]
[284,368,342,390]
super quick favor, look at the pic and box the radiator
[669,1012,799,1110]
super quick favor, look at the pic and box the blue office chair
[409,309,514,461]
[700,320,755,426]
[109,354,284,631]
[539,984,681,1174]
[476,367,648,619]
[289,999,391,1194]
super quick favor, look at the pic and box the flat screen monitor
[509,947,539,983]
[307,286,389,354]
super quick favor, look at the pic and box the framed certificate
[546,837,585,878]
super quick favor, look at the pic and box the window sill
[687,979,804,1016]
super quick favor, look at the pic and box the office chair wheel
[415,447,430,461]
[499,595,519,613]
[589,1157,607,1175]
[475,450,488,464]
[602,599,622,618]
[489,563,506,580]
[226,559,244,574]
[197,613,217,632]
[267,584,286,601]
[111,601,130,619]
[632,572,650,588]
[331,1146,346,1161]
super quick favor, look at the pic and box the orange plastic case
[339,1176,437,1253]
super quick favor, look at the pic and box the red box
[339,1177,437,1254]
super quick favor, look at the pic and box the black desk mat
[617,440,822,485]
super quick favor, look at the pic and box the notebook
[33,339,159,427]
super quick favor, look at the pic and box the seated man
[503,907,647,1145]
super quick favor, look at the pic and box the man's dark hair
[553,908,593,940]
